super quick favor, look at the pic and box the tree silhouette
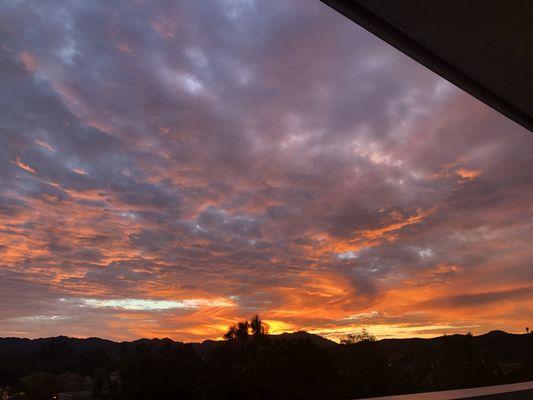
[224,316,268,341]
[340,328,376,345]
[236,320,249,341]
[250,315,268,337]
[224,320,250,341]
[224,324,238,340]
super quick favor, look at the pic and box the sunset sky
[1,0,532,342]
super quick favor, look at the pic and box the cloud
[80,297,235,311]
[418,286,533,309]
[0,0,532,341]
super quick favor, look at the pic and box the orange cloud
[115,42,133,54]
[12,157,36,174]
[361,209,432,240]
[35,139,55,152]
[19,51,37,72]
[455,168,483,180]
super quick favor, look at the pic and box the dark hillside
[1,331,532,399]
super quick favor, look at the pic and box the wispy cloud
[80,298,235,311]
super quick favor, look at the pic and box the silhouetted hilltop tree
[224,321,249,341]
[223,324,238,340]
[250,315,268,337]
[340,328,376,345]
[236,321,250,341]
[223,315,268,342]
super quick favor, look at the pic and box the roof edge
[321,0,533,132]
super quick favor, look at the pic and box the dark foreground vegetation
[1,319,532,400]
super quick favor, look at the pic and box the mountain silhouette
[1,330,532,399]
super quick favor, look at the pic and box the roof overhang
[321,0,533,132]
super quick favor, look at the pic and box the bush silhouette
[340,328,376,345]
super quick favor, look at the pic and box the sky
[1,0,532,342]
